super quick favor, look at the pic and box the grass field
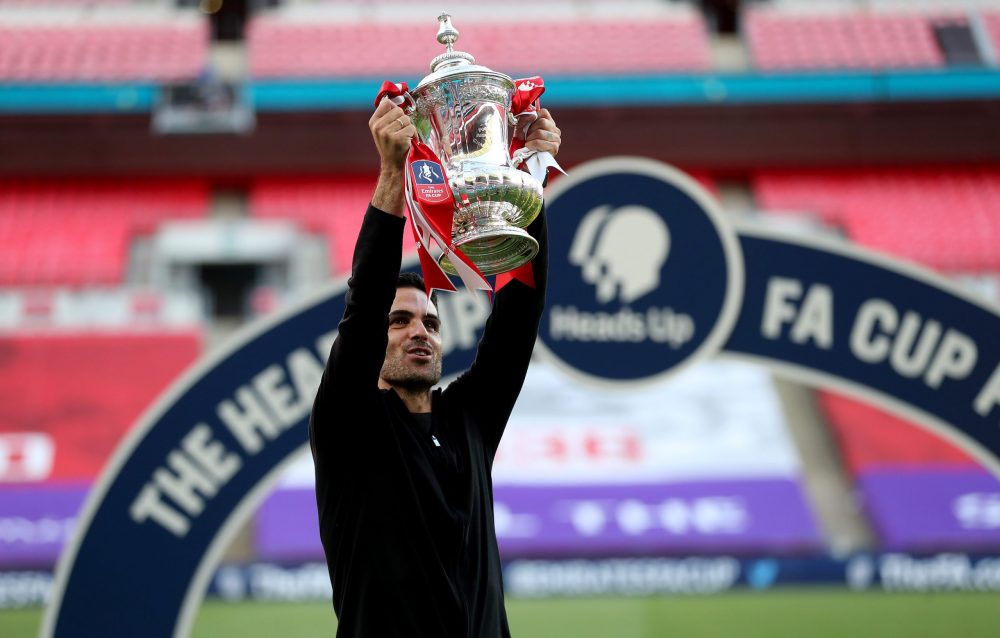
[3,590,1000,637]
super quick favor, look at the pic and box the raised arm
[310,99,416,443]
[448,109,561,453]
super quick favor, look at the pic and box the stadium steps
[772,378,877,553]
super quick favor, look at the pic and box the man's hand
[370,97,416,172]
[370,97,416,216]
[523,108,561,158]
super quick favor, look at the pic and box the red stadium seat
[744,10,948,71]
[817,390,978,478]
[246,15,711,78]
[985,12,1000,60]
[0,331,202,481]
[250,176,417,275]
[0,181,209,286]
[752,168,1000,272]
[0,14,208,82]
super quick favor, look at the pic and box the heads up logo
[570,204,671,305]
[539,157,744,386]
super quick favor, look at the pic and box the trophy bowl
[409,14,543,277]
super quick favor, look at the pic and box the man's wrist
[378,164,404,182]
[371,164,406,216]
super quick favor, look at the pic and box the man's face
[379,287,443,390]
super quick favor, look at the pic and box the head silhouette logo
[569,204,671,305]
[538,157,744,386]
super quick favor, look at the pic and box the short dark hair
[396,272,438,308]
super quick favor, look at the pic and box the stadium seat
[985,12,1000,59]
[0,11,208,82]
[250,176,416,274]
[817,390,978,478]
[0,181,209,286]
[0,330,202,481]
[752,169,1000,272]
[247,13,711,78]
[744,9,947,71]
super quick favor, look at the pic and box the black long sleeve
[446,209,548,455]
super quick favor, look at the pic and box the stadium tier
[0,9,208,82]
[246,12,711,78]
[745,10,946,70]
[0,330,202,483]
[250,176,416,273]
[743,4,1000,71]
[752,169,1000,272]
[0,181,209,286]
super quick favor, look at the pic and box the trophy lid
[415,13,512,91]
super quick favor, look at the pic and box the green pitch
[3,590,1000,637]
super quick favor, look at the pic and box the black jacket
[310,204,547,637]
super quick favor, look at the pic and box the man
[309,96,561,637]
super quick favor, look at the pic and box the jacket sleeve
[448,207,548,455]
[310,205,404,455]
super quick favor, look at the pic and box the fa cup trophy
[406,14,546,277]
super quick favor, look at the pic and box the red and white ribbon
[509,76,566,187]
[403,145,491,294]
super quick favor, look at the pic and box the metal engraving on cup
[409,14,543,276]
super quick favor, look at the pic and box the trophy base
[438,227,539,277]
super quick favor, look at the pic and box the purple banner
[255,478,821,560]
[493,479,820,557]
[858,469,1000,551]
[0,485,87,568]
[254,487,321,561]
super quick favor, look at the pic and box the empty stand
[752,169,1000,272]
[0,330,201,481]
[744,9,948,70]
[984,11,1000,60]
[0,11,208,81]
[250,176,416,274]
[752,171,855,223]
[247,14,711,78]
[0,181,209,286]
[818,390,977,477]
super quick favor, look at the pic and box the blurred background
[1,0,999,636]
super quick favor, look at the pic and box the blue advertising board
[43,157,1000,637]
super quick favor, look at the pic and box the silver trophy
[410,14,543,276]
